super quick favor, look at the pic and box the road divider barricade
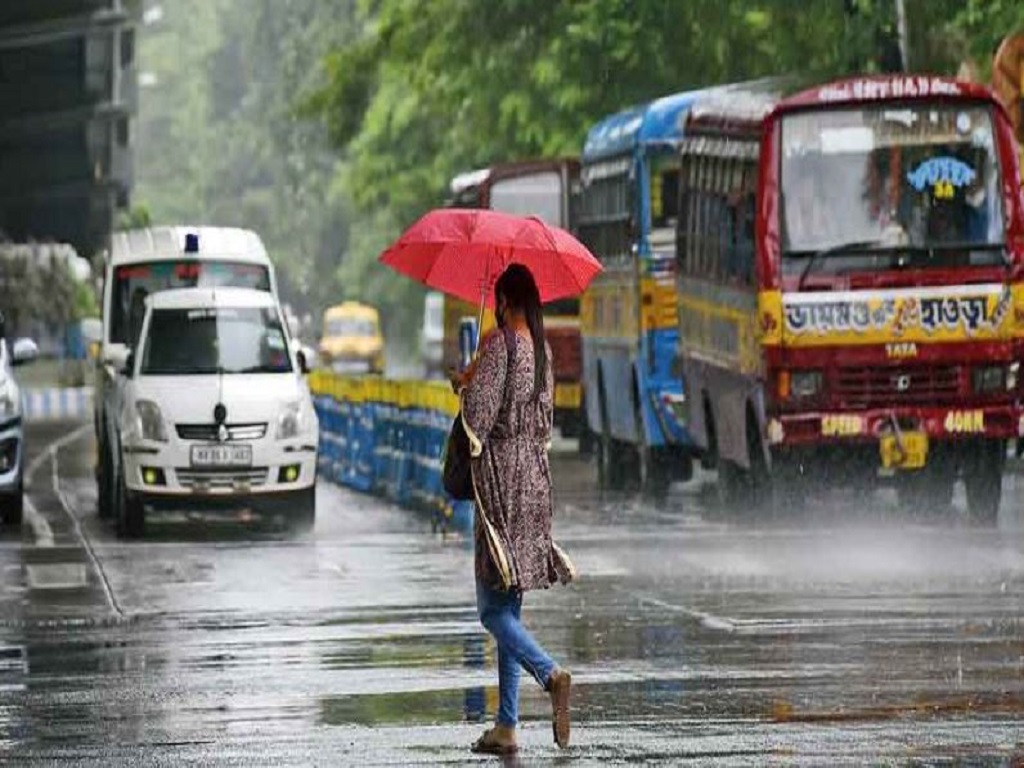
[21,387,93,422]
[310,371,474,533]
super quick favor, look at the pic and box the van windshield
[110,260,271,346]
[141,307,291,376]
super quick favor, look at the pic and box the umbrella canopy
[379,208,602,308]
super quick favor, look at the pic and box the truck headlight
[135,399,168,442]
[1007,362,1019,391]
[973,365,1006,393]
[276,401,305,440]
[789,370,823,399]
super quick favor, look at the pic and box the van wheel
[115,466,145,539]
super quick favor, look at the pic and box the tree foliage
[135,0,355,324]
[135,1,1022,345]
[307,0,1000,336]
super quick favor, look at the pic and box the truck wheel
[115,466,145,539]
[1,481,23,526]
[965,439,1004,525]
[896,470,953,518]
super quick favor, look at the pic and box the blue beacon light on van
[184,233,200,253]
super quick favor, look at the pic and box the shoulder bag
[443,327,516,500]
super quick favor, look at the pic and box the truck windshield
[141,307,291,376]
[780,103,1005,274]
[110,260,271,346]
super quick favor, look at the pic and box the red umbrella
[379,208,602,309]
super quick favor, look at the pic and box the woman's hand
[449,357,480,392]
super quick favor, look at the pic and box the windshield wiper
[795,239,885,290]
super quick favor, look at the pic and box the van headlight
[135,399,168,442]
[276,401,306,440]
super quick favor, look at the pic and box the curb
[21,388,92,422]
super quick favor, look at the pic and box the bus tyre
[718,460,751,511]
[746,412,776,516]
[578,418,595,457]
[636,446,671,499]
[597,427,626,491]
[768,458,804,517]
[675,450,694,484]
[965,439,1004,526]
[115,465,145,539]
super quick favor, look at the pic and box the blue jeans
[476,580,557,727]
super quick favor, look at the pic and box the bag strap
[500,326,518,417]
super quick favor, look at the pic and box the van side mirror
[122,350,135,378]
[296,349,310,375]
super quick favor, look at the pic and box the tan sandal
[470,725,519,756]
[548,668,572,748]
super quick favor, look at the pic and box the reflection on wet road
[2,422,1023,764]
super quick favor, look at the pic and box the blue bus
[577,91,707,494]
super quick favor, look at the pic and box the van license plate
[191,445,253,467]
[879,432,928,470]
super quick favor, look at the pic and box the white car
[97,226,280,521]
[114,288,318,537]
[0,333,39,525]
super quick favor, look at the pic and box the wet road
[2,421,1024,765]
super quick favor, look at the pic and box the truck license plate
[190,445,253,468]
[879,432,928,470]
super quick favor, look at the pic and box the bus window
[737,160,757,286]
[490,172,564,228]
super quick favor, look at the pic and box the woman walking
[456,263,575,755]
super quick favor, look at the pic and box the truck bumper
[768,404,1018,447]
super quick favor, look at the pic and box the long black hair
[495,263,547,400]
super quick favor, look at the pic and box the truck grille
[833,365,962,407]
[176,423,267,442]
[176,468,269,490]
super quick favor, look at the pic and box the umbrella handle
[475,259,493,353]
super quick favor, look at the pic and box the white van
[96,227,288,521]
[114,288,318,536]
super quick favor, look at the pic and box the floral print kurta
[462,328,575,592]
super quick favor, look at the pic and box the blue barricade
[310,372,470,534]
